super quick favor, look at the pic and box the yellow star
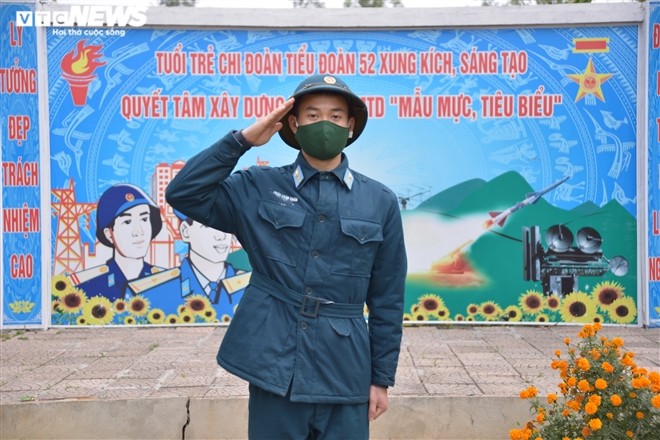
[567,58,613,102]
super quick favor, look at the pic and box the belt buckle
[301,296,321,318]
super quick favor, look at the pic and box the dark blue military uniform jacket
[166,132,407,404]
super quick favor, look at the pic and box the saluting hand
[242,97,295,147]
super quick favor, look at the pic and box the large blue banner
[1,2,42,327]
[45,26,639,326]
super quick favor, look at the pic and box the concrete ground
[1,324,658,440]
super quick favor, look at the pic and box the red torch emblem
[60,40,106,106]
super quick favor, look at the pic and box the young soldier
[73,183,163,302]
[166,74,407,439]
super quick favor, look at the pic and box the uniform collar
[292,153,354,191]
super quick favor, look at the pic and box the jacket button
[312,250,319,258]
[306,287,313,294]
[300,322,308,330]
[318,215,325,222]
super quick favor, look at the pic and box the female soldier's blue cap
[278,74,368,149]
[95,183,163,247]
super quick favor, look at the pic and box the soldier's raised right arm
[165,98,294,234]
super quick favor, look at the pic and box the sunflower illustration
[58,287,87,314]
[466,303,480,316]
[221,314,232,323]
[177,304,187,314]
[536,313,550,323]
[545,295,561,312]
[434,306,451,321]
[179,311,195,324]
[479,301,501,321]
[418,293,444,314]
[203,307,217,322]
[165,314,179,325]
[592,314,604,324]
[82,296,115,325]
[412,310,428,321]
[591,281,625,312]
[503,305,523,322]
[560,291,597,323]
[147,308,166,324]
[113,299,128,314]
[519,290,544,315]
[128,296,150,316]
[124,316,136,325]
[185,294,211,316]
[453,314,465,321]
[52,300,61,313]
[606,296,637,324]
[76,316,87,325]
[52,274,72,298]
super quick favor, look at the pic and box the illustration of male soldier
[127,211,251,318]
[70,183,164,303]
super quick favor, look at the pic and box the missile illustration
[483,176,569,229]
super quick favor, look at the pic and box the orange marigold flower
[593,322,602,331]
[566,399,581,411]
[632,376,651,389]
[611,394,622,406]
[622,355,635,367]
[606,412,614,419]
[589,394,601,406]
[562,409,570,417]
[626,431,634,438]
[636,411,644,420]
[536,412,544,423]
[649,371,660,385]
[567,377,577,387]
[589,418,603,430]
[547,393,558,404]
[629,392,637,398]
[582,427,591,438]
[554,350,561,357]
[611,337,624,348]
[577,358,591,371]
[653,394,660,409]
[602,362,614,373]
[519,386,538,399]
[585,402,598,415]
[578,379,591,392]
[595,378,607,390]
[564,337,571,345]
[578,324,595,338]
[589,349,601,360]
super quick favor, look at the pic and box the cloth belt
[250,272,364,318]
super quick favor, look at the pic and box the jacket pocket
[314,317,371,398]
[332,218,383,277]
[255,201,306,266]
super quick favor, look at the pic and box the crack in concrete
[182,397,191,439]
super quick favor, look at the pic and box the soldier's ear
[179,221,191,243]
[103,227,114,246]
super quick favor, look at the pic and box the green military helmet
[278,74,368,149]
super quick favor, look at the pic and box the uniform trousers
[247,384,369,440]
